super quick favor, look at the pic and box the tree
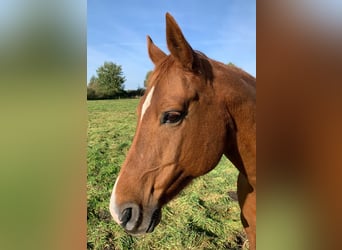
[87,87,96,100]
[143,70,153,88]
[87,75,99,99]
[88,75,98,88]
[96,61,126,98]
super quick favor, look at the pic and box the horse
[109,13,256,249]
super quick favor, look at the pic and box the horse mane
[193,50,214,84]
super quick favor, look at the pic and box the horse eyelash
[161,111,185,124]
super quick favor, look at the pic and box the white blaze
[109,175,121,224]
[141,86,155,121]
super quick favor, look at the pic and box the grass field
[87,99,244,249]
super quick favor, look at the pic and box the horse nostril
[120,207,132,227]
[117,203,141,232]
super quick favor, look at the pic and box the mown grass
[87,99,244,249]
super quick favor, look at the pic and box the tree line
[88,61,236,100]
[87,61,147,100]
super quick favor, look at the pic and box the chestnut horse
[110,13,256,249]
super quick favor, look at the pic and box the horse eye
[162,111,183,124]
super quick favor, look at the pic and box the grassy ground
[87,99,244,249]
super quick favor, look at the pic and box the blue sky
[87,0,255,90]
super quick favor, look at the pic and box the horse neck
[212,61,256,184]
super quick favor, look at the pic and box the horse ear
[166,12,194,70]
[147,36,167,65]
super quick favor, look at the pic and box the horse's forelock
[150,52,213,90]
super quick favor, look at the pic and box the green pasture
[87,99,244,249]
